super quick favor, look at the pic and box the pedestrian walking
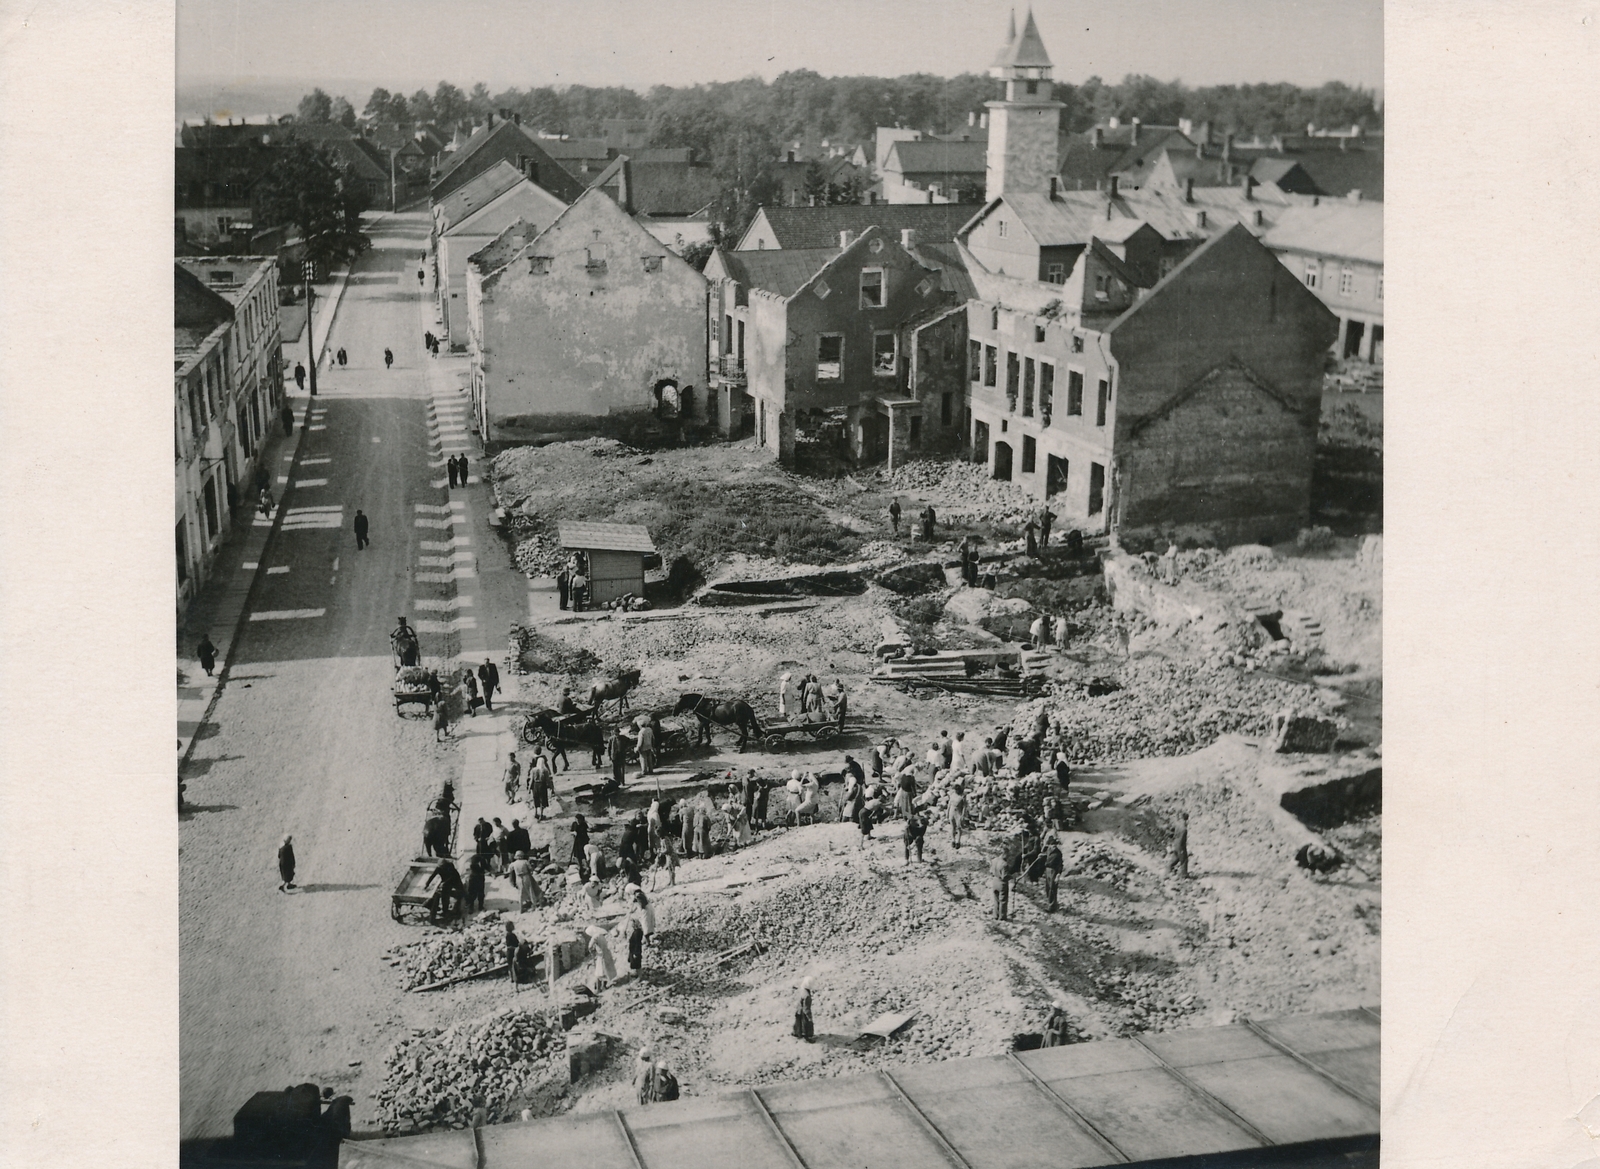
[353,510,369,550]
[636,720,657,779]
[529,755,551,820]
[277,835,296,891]
[511,850,544,911]
[477,658,499,711]
[465,854,487,913]
[1024,518,1039,558]
[383,347,394,369]
[570,814,591,878]
[294,362,306,390]
[457,453,469,483]
[503,752,522,804]
[258,486,275,517]
[904,811,926,863]
[948,784,967,849]
[491,818,508,873]
[793,978,815,1042]
[504,923,520,986]
[1039,504,1056,548]
[920,504,937,541]
[504,819,531,860]
[462,668,480,716]
[423,330,432,351]
[447,457,459,488]
[472,816,493,862]
[433,699,450,742]
[196,634,218,677]
[337,347,347,367]
[1166,811,1190,878]
[625,914,644,975]
[1042,835,1064,911]
[556,567,571,611]
[989,853,1010,920]
[280,403,294,436]
[888,498,901,534]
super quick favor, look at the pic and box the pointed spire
[991,8,1018,67]
[998,7,1053,69]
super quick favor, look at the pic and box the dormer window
[859,268,884,309]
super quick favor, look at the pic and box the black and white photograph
[9,1,1600,1167]
[171,4,1384,1164]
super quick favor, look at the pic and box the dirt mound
[508,625,603,677]
[886,459,1037,525]
[375,1007,567,1133]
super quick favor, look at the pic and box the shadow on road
[297,883,382,894]
[179,804,239,820]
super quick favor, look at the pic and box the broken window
[817,334,843,380]
[1022,434,1037,473]
[1071,333,1084,353]
[1094,273,1110,301]
[1067,369,1084,415]
[1023,358,1035,416]
[984,344,997,387]
[968,339,982,382]
[1088,462,1105,515]
[873,332,897,376]
[860,268,884,308]
[1096,378,1108,426]
[1006,351,1020,409]
[528,255,552,274]
[1039,363,1054,420]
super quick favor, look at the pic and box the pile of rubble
[374,1007,567,1133]
[513,532,564,578]
[1092,970,1199,1032]
[1063,839,1139,890]
[673,872,944,958]
[383,917,525,991]
[887,460,1036,526]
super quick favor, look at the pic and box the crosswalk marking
[242,562,258,570]
[414,503,454,514]
[413,596,474,611]
[309,425,327,431]
[372,437,382,443]
[267,566,289,575]
[412,616,478,633]
[415,568,475,583]
[413,516,466,529]
[249,608,326,621]
[295,478,329,487]
[418,552,474,567]
[287,505,344,513]
[301,457,331,465]
[419,537,471,550]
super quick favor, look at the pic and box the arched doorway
[652,378,680,418]
[993,440,1013,481]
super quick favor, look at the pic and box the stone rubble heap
[885,460,1037,527]
[1063,839,1139,890]
[1093,969,1199,1031]
[384,915,534,991]
[374,1006,566,1134]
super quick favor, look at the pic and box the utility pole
[304,260,318,396]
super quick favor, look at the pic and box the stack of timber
[871,648,1051,697]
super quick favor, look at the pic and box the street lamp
[302,259,318,396]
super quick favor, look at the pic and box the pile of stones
[374,1007,567,1134]
[1063,839,1139,890]
[1092,969,1199,1032]
[383,916,531,991]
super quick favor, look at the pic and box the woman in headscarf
[585,925,617,989]
[583,875,605,914]
[695,794,713,856]
[277,835,296,892]
[529,754,552,821]
[570,814,590,879]
[793,977,815,1041]
[511,850,543,911]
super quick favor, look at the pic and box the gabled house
[463,188,708,445]
[539,137,616,180]
[880,139,986,204]
[1261,200,1384,363]
[704,225,963,467]
[433,161,568,349]
[960,224,1336,546]
[429,116,586,206]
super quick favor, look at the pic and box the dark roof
[174,263,234,331]
[436,162,530,231]
[908,240,976,300]
[884,139,986,176]
[715,247,841,297]
[742,203,980,250]
[430,121,586,205]
[626,162,721,216]
[538,138,612,160]
[1055,137,1130,191]
[1285,148,1383,201]
[994,9,1052,68]
[629,147,696,165]
[174,146,277,208]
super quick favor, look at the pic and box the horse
[674,693,762,752]
[588,669,642,717]
[521,708,607,767]
[423,812,452,858]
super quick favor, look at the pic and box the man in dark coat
[920,504,937,541]
[903,812,926,863]
[1042,835,1064,911]
[477,658,499,711]
[447,456,459,488]
[353,510,369,550]
[504,819,532,859]
[557,567,570,610]
[609,727,627,790]
[1024,518,1039,558]
[888,498,901,534]
[277,835,296,892]
[457,453,469,483]
[569,815,591,878]
[281,403,294,436]
[1039,504,1057,548]
[1166,812,1190,878]
[196,634,218,677]
[294,362,306,390]
[337,347,347,367]
[504,923,520,986]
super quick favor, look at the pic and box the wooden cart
[393,666,436,717]
[759,713,842,750]
[391,857,444,922]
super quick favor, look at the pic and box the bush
[1295,525,1337,552]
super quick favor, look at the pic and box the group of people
[555,554,590,612]
[776,672,847,723]
[422,330,441,358]
[1027,611,1071,651]
[445,453,470,488]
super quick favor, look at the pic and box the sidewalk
[177,254,360,767]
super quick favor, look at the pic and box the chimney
[968,111,977,127]
[1048,175,1060,199]
[1251,208,1264,227]
[901,228,917,249]
[1108,175,1119,200]
[1200,120,1212,146]
[1244,175,1257,201]
[839,229,855,247]
[1091,126,1104,148]
[487,113,495,129]
[1195,139,1204,160]
[1184,178,1194,204]
[513,113,521,126]
[979,112,988,129]
[1131,118,1141,144]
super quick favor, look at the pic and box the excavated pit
[698,570,868,606]
[1279,766,1383,830]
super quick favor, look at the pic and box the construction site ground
[339,435,1382,1135]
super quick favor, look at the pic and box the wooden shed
[558,521,657,607]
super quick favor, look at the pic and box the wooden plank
[878,1071,971,1169]
[410,964,510,993]
[1129,1035,1276,1148]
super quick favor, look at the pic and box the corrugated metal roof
[338,1008,1377,1169]
[558,521,657,554]
[1260,201,1383,265]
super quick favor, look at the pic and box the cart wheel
[764,734,785,750]
[814,726,839,741]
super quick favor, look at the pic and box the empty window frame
[1005,351,1020,405]
[1039,362,1055,419]
[859,268,885,308]
[968,339,982,382]
[817,334,843,380]
[873,332,897,376]
[1096,377,1109,426]
[1022,434,1037,473]
[1067,369,1084,415]
[1071,333,1084,353]
[1023,358,1035,416]
[984,344,997,387]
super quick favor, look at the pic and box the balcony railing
[716,355,747,382]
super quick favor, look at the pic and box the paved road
[179,212,472,1140]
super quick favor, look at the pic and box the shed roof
[558,521,657,554]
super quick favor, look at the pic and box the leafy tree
[363,87,394,121]
[826,173,863,206]
[433,81,470,126]
[296,87,333,124]
[679,238,716,271]
[802,160,830,204]
[331,95,357,129]
[409,89,436,123]
[468,82,494,118]
[253,140,369,269]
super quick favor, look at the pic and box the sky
[178,0,1383,105]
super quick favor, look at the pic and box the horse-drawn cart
[393,666,436,717]
[759,712,843,750]
[391,857,443,922]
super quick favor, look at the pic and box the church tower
[984,8,1064,203]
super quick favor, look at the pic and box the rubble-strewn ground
[338,438,1386,1136]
